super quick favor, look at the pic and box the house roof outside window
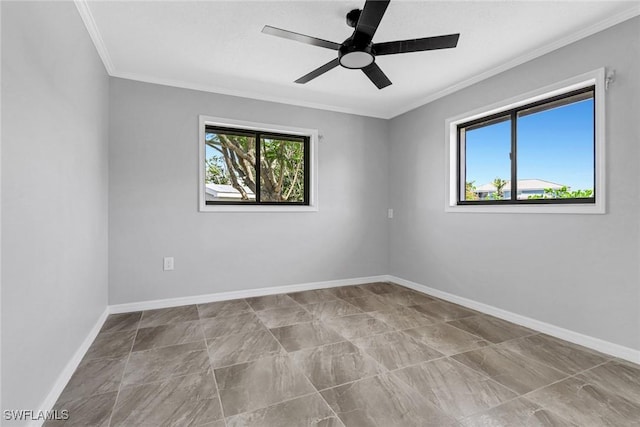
[205,183,254,200]
[474,179,566,193]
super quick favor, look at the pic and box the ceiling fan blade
[362,63,392,89]
[295,58,340,84]
[374,33,460,55]
[262,25,341,51]
[354,0,390,45]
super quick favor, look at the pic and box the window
[199,117,318,212]
[447,69,605,214]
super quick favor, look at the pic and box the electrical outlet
[388,208,394,219]
[163,257,174,271]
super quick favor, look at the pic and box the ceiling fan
[262,0,460,89]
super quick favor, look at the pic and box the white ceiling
[78,1,640,118]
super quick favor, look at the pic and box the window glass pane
[462,116,512,201]
[259,136,306,203]
[205,130,257,202]
[517,94,594,200]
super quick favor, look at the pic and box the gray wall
[1,3,636,419]
[1,1,109,417]
[108,79,389,304]
[389,17,640,350]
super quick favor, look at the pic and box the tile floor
[46,282,640,426]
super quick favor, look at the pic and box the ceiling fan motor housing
[338,38,375,70]
[338,41,375,69]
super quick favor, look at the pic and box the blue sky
[205,133,220,161]
[205,143,218,160]
[205,134,242,174]
[465,98,594,191]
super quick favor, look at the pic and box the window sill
[199,204,319,213]
[445,202,604,214]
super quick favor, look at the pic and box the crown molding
[74,0,115,74]
[74,1,639,120]
[110,70,388,119]
[389,4,640,118]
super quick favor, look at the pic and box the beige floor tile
[287,289,339,304]
[84,330,136,360]
[448,315,537,343]
[460,397,576,427]
[404,323,490,356]
[342,295,398,312]
[410,300,476,322]
[255,306,314,328]
[44,392,118,427]
[500,333,610,374]
[321,374,457,427]
[100,312,142,333]
[527,376,640,426]
[50,293,640,426]
[132,320,203,352]
[452,347,567,395]
[329,285,376,299]
[393,358,516,418]
[270,321,345,352]
[112,371,222,426]
[353,330,443,370]
[323,313,393,340]
[369,306,439,330]
[226,393,343,427]
[122,341,209,387]
[378,291,437,306]
[245,294,299,311]
[215,355,315,416]
[291,341,385,390]
[197,299,252,319]
[207,329,284,368]
[303,299,363,320]
[139,305,199,328]
[576,360,640,403]
[57,357,127,404]
[359,282,406,295]
[200,312,264,339]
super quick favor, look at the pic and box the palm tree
[492,177,508,199]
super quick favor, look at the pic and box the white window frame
[199,115,319,212]
[445,68,606,214]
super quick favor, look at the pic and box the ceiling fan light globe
[339,51,374,69]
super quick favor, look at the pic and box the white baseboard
[30,307,110,427]
[28,275,384,426]
[108,275,389,314]
[28,273,639,427]
[108,273,640,364]
[387,275,640,365]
